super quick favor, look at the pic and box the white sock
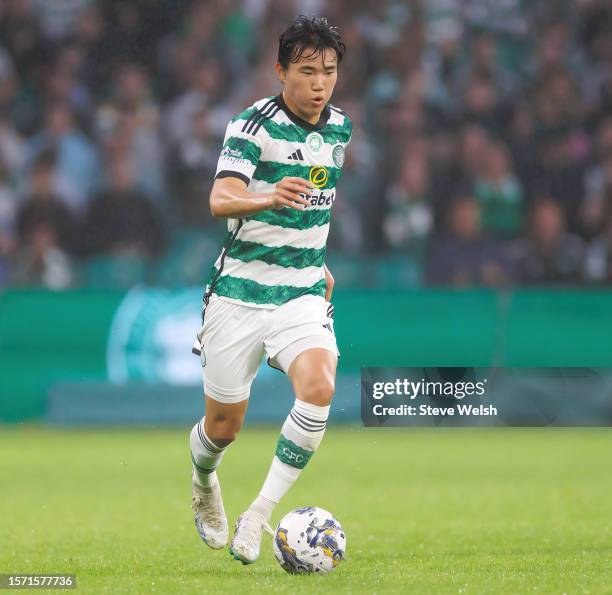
[249,399,330,521]
[189,417,226,488]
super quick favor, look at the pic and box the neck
[282,90,321,125]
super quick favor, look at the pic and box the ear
[275,62,286,84]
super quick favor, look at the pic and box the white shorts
[193,294,338,403]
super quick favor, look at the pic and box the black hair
[278,15,345,69]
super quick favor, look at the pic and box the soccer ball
[273,506,346,574]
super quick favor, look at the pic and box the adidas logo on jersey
[287,148,304,161]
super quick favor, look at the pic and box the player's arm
[210,176,314,219]
[211,113,315,218]
[324,263,334,301]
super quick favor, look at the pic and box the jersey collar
[275,93,331,131]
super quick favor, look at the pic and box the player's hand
[271,177,314,210]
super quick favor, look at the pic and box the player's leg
[229,295,337,564]
[248,347,336,521]
[190,396,248,549]
[230,335,337,563]
[230,347,336,563]
[190,296,264,550]
[191,395,248,486]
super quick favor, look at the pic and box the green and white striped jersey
[205,94,352,308]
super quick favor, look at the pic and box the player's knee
[298,378,335,406]
[204,415,243,447]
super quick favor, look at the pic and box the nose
[312,74,325,91]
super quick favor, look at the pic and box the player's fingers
[280,177,315,192]
[286,193,311,207]
[277,189,311,207]
[282,180,313,195]
[277,190,311,209]
[281,176,313,186]
[280,184,312,202]
[276,196,305,210]
[276,187,300,200]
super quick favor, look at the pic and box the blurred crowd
[1,0,612,289]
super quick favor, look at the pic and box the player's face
[276,47,338,123]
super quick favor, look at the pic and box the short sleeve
[215,117,264,186]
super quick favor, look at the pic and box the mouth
[312,96,325,106]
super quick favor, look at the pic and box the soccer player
[189,15,351,564]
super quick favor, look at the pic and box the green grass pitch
[1,426,610,594]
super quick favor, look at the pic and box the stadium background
[1,2,611,593]
[1,0,612,422]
